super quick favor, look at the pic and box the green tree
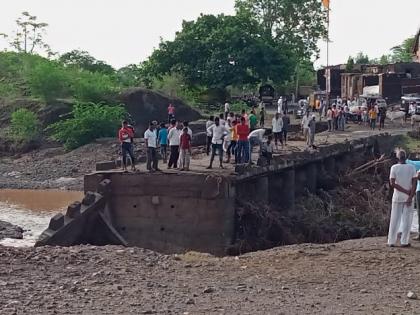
[10,108,41,141]
[142,14,294,89]
[72,70,118,103]
[27,60,72,101]
[48,102,126,149]
[116,64,143,87]
[7,11,52,55]
[346,56,355,71]
[235,0,327,59]
[354,52,370,64]
[59,50,115,75]
[390,36,416,63]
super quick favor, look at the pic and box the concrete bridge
[35,131,403,255]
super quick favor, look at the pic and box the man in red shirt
[118,121,136,171]
[168,103,175,122]
[235,117,250,164]
[179,127,192,171]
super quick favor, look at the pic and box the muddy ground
[0,221,23,240]
[1,237,420,314]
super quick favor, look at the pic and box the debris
[407,291,417,300]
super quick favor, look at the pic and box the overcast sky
[1,0,419,69]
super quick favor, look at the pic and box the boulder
[119,88,201,132]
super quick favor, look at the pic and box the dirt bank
[1,237,420,314]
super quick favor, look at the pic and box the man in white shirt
[272,113,284,150]
[144,122,159,172]
[277,97,283,114]
[167,122,183,169]
[224,102,230,120]
[301,111,310,143]
[248,128,266,164]
[205,116,215,156]
[388,149,418,247]
[206,117,228,169]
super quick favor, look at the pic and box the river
[0,189,83,247]
[0,189,418,247]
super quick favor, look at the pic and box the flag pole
[326,3,330,107]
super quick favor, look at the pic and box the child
[261,135,274,165]
[179,127,192,171]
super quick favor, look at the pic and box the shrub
[48,102,126,150]
[229,100,250,113]
[72,71,119,103]
[27,60,72,101]
[10,108,41,141]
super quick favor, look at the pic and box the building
[317,62,420,102]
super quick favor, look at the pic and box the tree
[142,14,294,89]
[59,50,115,75]
[8,12,52,55]
[346,57,355,71]
[235,0,327,59]
[354,52,370,64]
[390,36,416,63]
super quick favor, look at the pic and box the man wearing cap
[388,149,418,247]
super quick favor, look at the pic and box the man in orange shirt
[369,108,377,130]
[118,121,136,171]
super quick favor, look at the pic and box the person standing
[236,117,250,164]
[407,159,420,240]
[301,111,310,143]
[226,120,238,163]
[168,103,175,122]
[282,113,290,146]
[369,107,377,130]
[118,121,136,171]
[249,110,258,131]
[224,101,230,120]
[388,149,417,247]
[261,135,274,165]
[167,122,182,169]
[260,106,265,127]
[277,96,283,114]
[378,106,386,130]
[332,105,338,130]
[144,122,159,172]
[182,121,193,137]
[207,117,228,169]
[158,122,168,163]
[326,106,333,131]
[308,115,316,149]
[205,116,215,156]
[272,112,283,150]
[179,127,192,171]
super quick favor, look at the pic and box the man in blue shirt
[407,159,420,240]
[158,122,169,164]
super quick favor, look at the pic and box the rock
[360,289,368,294]
[0,221,24,240]
[117,285,123,290]
[407,291,417,300]
[185,298,195,305]
[203,287,215,294]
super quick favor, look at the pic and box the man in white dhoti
[388,149,418,247]
[277,97,283,114]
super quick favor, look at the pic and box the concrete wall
[85,172,235,256]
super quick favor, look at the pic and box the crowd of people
[117,102,293,172]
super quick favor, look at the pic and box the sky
[0,0,419,69]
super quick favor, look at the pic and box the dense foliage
[48,102,126,150]
[10,108,41,142]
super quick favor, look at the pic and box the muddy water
[0,189,83,247]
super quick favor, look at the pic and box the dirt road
[1,237,420,314]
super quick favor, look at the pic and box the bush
[72,71,119,103]
[10,108,41,141]
[229,100,250,113]
[48,102,126,150]
[27,60,72,101]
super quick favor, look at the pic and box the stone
[203,287,215,294]
[98,179,112,195]
[185,298,195,305]
[407,291,417,300]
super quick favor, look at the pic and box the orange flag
[322,0,330,9]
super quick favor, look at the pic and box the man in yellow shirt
[369,108,377,130]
